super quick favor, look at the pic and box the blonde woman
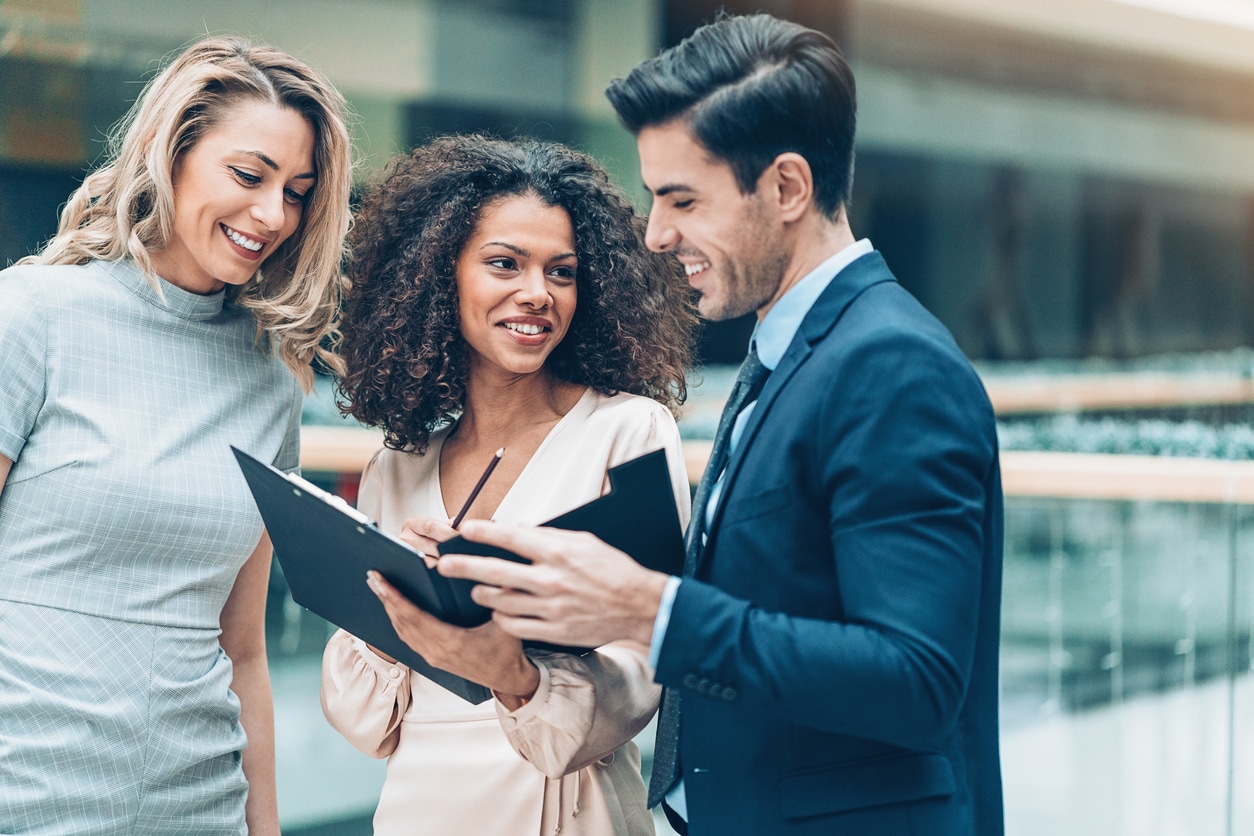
[0,37,351,834]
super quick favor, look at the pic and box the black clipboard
[233,446,684,703]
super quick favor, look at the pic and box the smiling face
[455,193,578,382]
[638,120,789,322]
[151,98,316,295]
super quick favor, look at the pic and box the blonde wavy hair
[20,36,353,389]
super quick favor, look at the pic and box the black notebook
[233,446,685,703]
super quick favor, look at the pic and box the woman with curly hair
[0,37,351,834]
[320,134,696,835]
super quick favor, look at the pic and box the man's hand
[436,521,670,649]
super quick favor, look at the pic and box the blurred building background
[7,0,1254,365]
[2,1,1252,834]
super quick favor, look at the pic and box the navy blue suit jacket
[656,252,1004,834]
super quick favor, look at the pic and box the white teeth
[225,227,264,252]
[684,262,710,277]
[503,322,544,336]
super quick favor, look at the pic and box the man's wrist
[648,575,682,668]
[630,569,671,646]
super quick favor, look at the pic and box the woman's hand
[365,515,459,660]
[366,570,540,707]
[398,516,458,567]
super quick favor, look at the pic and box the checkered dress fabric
[0,260,301,833]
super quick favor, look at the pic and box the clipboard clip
[282,470,376,527]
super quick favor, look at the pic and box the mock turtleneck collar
[102,259,227,322]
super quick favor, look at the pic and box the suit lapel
[698,252,896,573]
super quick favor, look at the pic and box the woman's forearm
[234,651,280,835]
[220,534,280,835]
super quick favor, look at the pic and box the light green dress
[0,259,301,834]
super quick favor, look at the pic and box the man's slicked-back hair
[606,13,856,218]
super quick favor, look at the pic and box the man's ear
[763,152,813,222]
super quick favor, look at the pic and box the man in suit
[439,12,1004,835]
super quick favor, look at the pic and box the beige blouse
[321,389,691,836]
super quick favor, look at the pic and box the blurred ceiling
[853,0,1254,123]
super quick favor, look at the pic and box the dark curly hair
[339,135,697,453]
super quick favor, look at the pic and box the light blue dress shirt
[649,238,873,820]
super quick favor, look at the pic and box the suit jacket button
[682,673,699,689]
[707,683,722,699]
[697,678,711,694]
[721,687,738,701]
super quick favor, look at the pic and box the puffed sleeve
[319,450,411,758]
[0,267,48,461]
[495,640,661,779]
[321,630,413,759]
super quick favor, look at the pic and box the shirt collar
[753,238,873,370]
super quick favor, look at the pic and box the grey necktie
[648,348,771,808]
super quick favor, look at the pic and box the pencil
[450,447,504,529]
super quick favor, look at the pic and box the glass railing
[273,435,1254,835]
[998,451,1253,836]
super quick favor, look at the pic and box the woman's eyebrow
[236,149,316,180]
[481,242,576,261]
[482,241,529,256]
